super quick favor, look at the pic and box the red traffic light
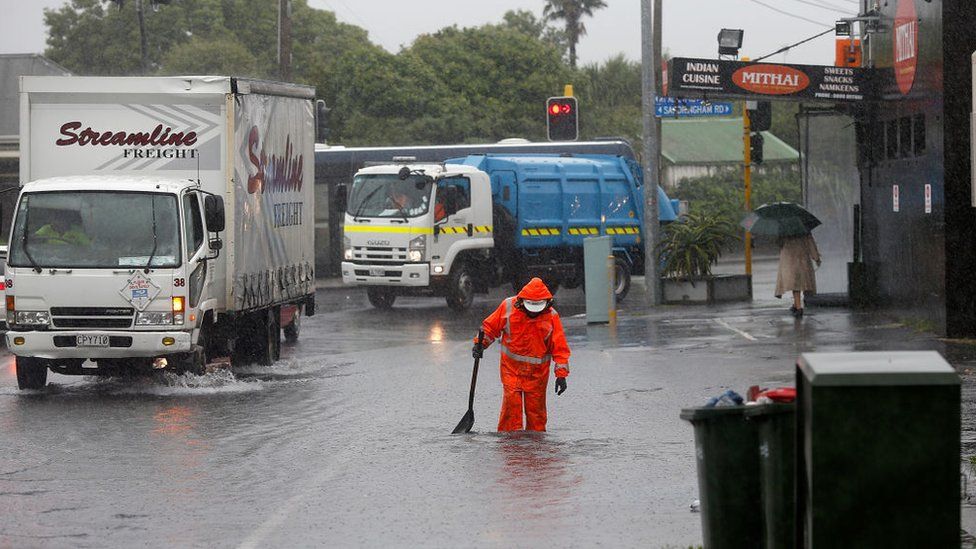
[549,102,572,115]
[546,96,578,141]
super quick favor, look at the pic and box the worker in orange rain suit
[472,277,571,432]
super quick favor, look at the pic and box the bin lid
[680,405,749,421]
[797,351,959,386]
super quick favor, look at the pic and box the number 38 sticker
[174,278,186,287]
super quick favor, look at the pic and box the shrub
[658,213,740,279]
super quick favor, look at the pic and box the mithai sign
[667,57,875,102]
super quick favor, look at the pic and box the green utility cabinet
[795,352,960,548]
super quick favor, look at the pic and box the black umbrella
[741,202,821,237]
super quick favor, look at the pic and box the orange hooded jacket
[478,278,571,393]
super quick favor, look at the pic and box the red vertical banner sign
[893,185,900,212]
[925,183,932,213]
[893,0,919,95]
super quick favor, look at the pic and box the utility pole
[136,0,149,74]
[640,0,662,306]
[278,0,293,81]
[743,103,753,276]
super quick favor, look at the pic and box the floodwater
[2,263,975,547]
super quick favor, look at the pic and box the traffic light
[546,96,578,141]
[748,100,771,132]
[750,132,764,165]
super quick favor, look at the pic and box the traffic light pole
[743,103,753,277]
[640,0,662,306]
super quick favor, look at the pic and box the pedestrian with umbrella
[742,202,822,318]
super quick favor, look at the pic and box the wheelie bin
[745,402,795,549]
[680,405,762,549]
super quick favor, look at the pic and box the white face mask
[523,299,548,313]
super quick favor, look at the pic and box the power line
[744,0,832,27]
[785,0,856,14]
[753,27,836,62]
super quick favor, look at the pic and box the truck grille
[50,307,134,330]
[351,246,407,262]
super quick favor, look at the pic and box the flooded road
[2,265,974,547]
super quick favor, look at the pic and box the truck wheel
[283,309,301,342]
[367,287,396,309]
[16,356,48,390]
[446,263,475,311]
[258,308,281,366]
[614,258,632,302]
[190,323,211,375]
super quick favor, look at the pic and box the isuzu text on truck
[10,76,315,390]
[341,154,677,310]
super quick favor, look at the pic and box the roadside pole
[641,0,662,306]
[743,103,753,276]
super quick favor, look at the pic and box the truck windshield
[8,191,181,269]
[348,174,432,218]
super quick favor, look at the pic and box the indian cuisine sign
[668,57,876,102]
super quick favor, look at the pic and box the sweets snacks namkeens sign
[667,57,876,102]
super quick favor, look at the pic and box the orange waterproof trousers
[499,385,548,431]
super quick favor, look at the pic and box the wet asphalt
[2,256,976,548]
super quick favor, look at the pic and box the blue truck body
[446,153,678,291]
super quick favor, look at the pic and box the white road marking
[714,319,757,341]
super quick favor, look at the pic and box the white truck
[9,76,315,389]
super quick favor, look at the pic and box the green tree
[542,0,608,68]
[575,54,642,143]
[161,36,258,76]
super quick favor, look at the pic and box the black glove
[472,343,484,359]
[555,377,567,395]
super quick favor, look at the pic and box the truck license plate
[76,335,110,347]
[369,267,385,276]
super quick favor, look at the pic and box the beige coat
[775,234,821,298]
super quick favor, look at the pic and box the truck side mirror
[204,195,225,232]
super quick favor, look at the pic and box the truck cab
[6,175,225,389]
[341,161,494,309]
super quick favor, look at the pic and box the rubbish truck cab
[342,154,678,309]
[342,162,494,309]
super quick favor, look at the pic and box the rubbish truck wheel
[446,263,475,311]
[283,308,301,342]
[367,287,396,309]
[16,356,48,390]
[614,258,631,302]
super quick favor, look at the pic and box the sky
[0,0,860,66]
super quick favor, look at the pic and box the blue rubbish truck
[340,153,678,310]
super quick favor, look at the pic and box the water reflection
[492,432,579,520]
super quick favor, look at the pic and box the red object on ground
[758,387,797,403]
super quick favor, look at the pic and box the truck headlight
[136,311,174,325]
[15,311,50,326]
[343,236,353,260]
[408,235,426,262]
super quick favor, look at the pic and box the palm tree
[543,0,608,69]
